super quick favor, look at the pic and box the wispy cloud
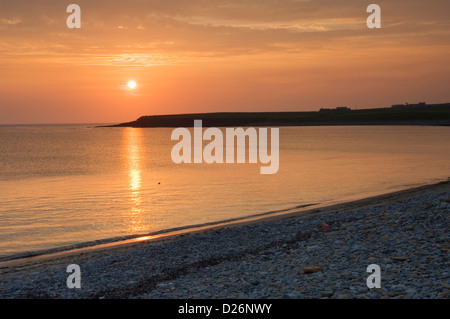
[1,18,21,25]
[0,0,449,67]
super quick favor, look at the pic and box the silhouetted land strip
[107,103,450,127]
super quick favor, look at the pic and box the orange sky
[0,0,449,124]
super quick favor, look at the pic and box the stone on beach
[302,266,324,274]
[391,257,408,262]
[319,290,334,298]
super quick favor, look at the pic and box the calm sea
[0,125,449,260]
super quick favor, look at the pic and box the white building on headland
[319,106,351,112]
[392,102,426,108]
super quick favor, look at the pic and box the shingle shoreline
[1,181,449,299]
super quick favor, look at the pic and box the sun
[127,80,137,89]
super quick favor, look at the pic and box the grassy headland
[107,103,450,127]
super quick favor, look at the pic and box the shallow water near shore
[0,125,449,260]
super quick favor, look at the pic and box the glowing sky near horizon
[0,0,449,124]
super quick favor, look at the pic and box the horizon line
[1,101,449,126]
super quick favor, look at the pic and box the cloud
[0,0,448,67]
[1,18,22,25]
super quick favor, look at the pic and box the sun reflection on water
[123,128,146,233]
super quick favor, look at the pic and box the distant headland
[104,102,450,128]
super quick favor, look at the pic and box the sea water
[0,125,449,260]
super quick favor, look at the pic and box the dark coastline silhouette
[104,103,450,128]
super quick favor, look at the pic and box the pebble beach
[0,181,449,299]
